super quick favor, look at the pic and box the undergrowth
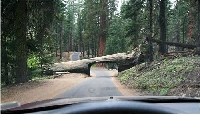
[118,56,200,95]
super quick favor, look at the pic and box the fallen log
[49,48,142,75]
[146,37,197,49]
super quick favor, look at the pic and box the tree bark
[15,0,28,83]
[2,46,9,85]
[159,0,167,54]
[68,27,73,52]
[182,16,186,44]
[59,22,64,60]
[148,0,154,61]
[98,0,107,57]
[187,0,196,43]
[198,0,200,33]
[87,43,90,58]
[197,0,200,54]
[175,20,181,51]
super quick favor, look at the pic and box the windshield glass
[1,0,200,105]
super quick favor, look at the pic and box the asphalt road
[56,68,122,99]
[71,52,81,61]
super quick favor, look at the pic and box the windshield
[1,0,200,105]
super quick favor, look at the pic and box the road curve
[56,68,122,99]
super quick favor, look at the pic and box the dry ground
[1,74,87,105]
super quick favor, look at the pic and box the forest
[1,0,200,86]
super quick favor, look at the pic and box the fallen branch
[146,37,197,49]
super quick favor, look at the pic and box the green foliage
[119,57,200,95]
[106,15,129,54]
[1,0,66,85]
[27,54,40,69]
[2,0,200,85]
[167,0,190,43]
[121,0,146,47]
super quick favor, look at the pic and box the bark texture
[15,0,28,83]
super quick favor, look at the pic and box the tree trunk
[59,22,63,60]
[148,0,154,61]
[198,0,200,34]
[15,0,28,83]
[82,42,85,58]
[159,0,167,54]
[56,24,59,57]
[98,0,107,57]
[197,0,200,54]
[175,20,181,51]
[187,0,196,43]
[68,28,73,52]
[87,43,90,58]
[182,16,186,44]
[50,49,142,76]
[2,46,9,85]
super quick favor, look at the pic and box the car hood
[1,96,200,111]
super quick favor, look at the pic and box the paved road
[56,68,122,99]
[70,52,81,61]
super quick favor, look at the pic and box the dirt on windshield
[1,73,87,105]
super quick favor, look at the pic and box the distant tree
[106,15,127,54]
[148,0,154,61]
[121,0,145,48]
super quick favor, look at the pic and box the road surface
[56,68,122,99]
[70,52,81,61]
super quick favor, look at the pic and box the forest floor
[118,56,200,97]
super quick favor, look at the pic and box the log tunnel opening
[88,61,118,77]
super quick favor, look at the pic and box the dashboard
[32,100,200,114]
[2,97,200,114]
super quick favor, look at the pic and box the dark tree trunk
[198,0,200,34]
[15,0,28,83]
[79,20,84,57]
[82,42,85,57]
[175,20,181,51]
[187,0,196,43]
[94,37,98,57]
[182,16,186,44]
[59,22,63,60]
[159,0,167,54]
[56,24,59,57]
[98,0,107,57]
[2,46,9,85]
[148,0,154,61]
[68,28,73,52]
[180,16,186,51]
[92,36,95,58]
[87,43,90,58]
[197,0,200,54]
